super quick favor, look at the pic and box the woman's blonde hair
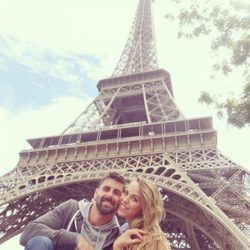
[126,178,171,250]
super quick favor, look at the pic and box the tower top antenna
[112,0,158,76]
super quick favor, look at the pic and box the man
[20,172,126,250]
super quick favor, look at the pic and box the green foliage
[198,91,214,105]
[199,81,250,127]
[166,0,250,127]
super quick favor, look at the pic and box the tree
[165,0,250,127]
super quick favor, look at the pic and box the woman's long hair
[126,178,171,250]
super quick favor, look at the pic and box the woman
[113,178,171,250]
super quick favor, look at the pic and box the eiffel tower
[0,0,249,249]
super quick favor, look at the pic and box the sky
[0,0,249,249]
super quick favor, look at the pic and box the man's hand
[76,236,94,250]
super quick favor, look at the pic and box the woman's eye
[132,197,138,202]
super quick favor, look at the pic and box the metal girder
[1,169,249,249]
[62,69,183,134]
[1,150,249,248]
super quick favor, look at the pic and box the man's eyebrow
[114,188,122,193]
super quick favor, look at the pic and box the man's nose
[106,191,115,199]
[105,193,113,198]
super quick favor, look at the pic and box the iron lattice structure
[0,0,249,249]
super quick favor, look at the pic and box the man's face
[94,178,124,215]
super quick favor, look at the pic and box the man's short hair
[98,172,125,187]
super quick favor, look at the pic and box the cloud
[0,34,99,84]
[0,96,92,175]
[0,0,138,100]
[0,35,100,110]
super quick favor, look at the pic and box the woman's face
[117,181,142,223]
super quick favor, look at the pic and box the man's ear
[93,187,99,200]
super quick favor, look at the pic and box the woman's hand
[113,229,147,250]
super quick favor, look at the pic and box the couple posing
[20,172,171,250]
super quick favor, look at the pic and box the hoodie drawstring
[96,229,101,246]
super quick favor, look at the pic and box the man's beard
[95,195,118,215]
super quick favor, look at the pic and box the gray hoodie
[20,199,120,250]
[72,200,120,250]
